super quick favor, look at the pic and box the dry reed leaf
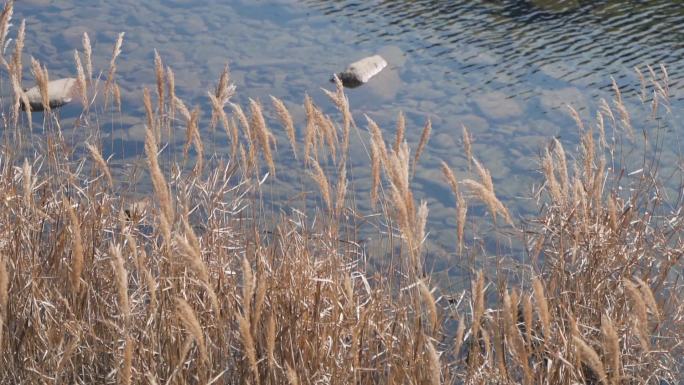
[85,142,113,187]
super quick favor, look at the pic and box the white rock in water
[22,77,78,111]
[335,55,388,88]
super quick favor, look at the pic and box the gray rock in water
[333,55,388,88]
[21,77,78,111]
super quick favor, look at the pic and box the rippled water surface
[14,0,684,271]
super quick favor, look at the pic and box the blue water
[11,0,684,270]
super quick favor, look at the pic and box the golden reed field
[0,2,681,384]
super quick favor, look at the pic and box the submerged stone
[333,55,388,88]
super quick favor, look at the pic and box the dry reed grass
[0,17,680,385]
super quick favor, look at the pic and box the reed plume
[74,50,88,108]
[532,277,551,338]
[462,124,473,170]
[63,197,84,294]
[249,98,275,175]
[144,119,174,242]
[413,118,432,175]
[0,256,6,350]
[441,161,467,252]
[11,18,24,86]
[82,32,92,82]
[425,337,441,385]
[601,314,620,384]
[309,157,332,212]
[175,298,207,363]
[271,96,297,158]
[394,111,405,153]
[573,335,608,385]
[30,57,50,112]
[623,279,650,351]
[85,142,113,187]
[154,50,164,118]
[104,32,125,108]
[0,1,13,55]
[110,244,130,326]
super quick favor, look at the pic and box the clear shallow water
[11,0,684,272]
